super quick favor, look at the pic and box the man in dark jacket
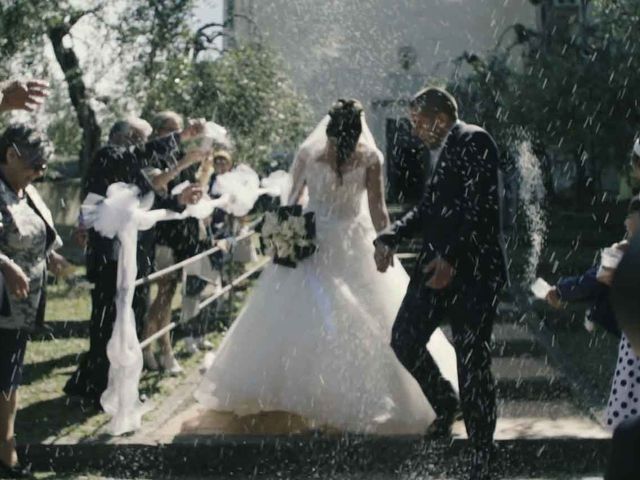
[375,87,508,480]
[64,118,204,405]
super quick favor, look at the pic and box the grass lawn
[16,263,252,445]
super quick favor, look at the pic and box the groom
[374,86,508,480]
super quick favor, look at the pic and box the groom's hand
[424,257,455,290]
[374,243,394,272]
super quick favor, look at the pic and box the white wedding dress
[195,143,458,435]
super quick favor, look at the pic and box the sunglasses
[12,143,47,172]
[213,156,231,165]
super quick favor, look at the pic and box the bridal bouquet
[257,205,316,268]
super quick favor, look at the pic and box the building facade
[223,0,578,198]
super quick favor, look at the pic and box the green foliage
[1,1,309,174]
[450,0,640,200]
[137,44,311,172]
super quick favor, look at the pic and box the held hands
[2,260,29,299]
[0,79,49,112]
[423,257,455,290]
[178,183,204,206]
[374,242,394,273]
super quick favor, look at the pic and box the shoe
[183,335,200,355]
[196,336,214,350]
[469,444,498,480]
[0,459,35,479]
[424,403,462,439]
[143,349,159,371]
[158,353,183,375]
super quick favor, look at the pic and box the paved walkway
[24,306,611,479]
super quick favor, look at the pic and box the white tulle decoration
[211,164,261,216]
[80,166,269,434]
[81,183,161,435]
[184,121,234,153]
[260,170,292,205]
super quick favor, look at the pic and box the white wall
[230,0,537,138]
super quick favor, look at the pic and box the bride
[194,99,458,434]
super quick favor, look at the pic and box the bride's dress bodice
[304,160,368,224]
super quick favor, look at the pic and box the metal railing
[136,228,420,349]
[138,229,266,349]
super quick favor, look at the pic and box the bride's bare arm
[287,148,309,205]
[366,154,390,233]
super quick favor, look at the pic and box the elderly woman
[180,149,235,354]
[0,125,67,478]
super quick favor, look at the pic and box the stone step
[493,357,572,401]
[441,323,547,358]
[153,400,606,443]
[452,400,608,440]
[22,437,608,479]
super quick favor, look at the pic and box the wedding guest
[546,195,640,430]
[630,138,640,182]
[64,118,204,405]
[606,415,640,480]
[374,87,508,479]
[142,111,211,374]
[0,80,48,113]
[606,226,640,480]
[617,137,640,200]
[0,124,68,479]
[181,149,235,353]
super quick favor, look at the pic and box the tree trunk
[48,24,101,178]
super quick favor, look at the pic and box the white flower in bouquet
[264,239,276,257]
[290,216,307,237]
[280,221,295,240]
[295,237,311,249]
[262,211,279,238]
[273,238,289,258]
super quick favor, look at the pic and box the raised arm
[365,152,390,233]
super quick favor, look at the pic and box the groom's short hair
[410,87,458,120]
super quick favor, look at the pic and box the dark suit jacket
[83,133,184,281]
[378,121,508,287]
[557,266,621,337]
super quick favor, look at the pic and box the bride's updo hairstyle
[326,99,363,182]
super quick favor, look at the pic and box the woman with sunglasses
[0,124,68,478]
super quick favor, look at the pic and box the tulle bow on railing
[81,165,291,435]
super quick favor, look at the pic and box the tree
[450,0,640,204]
[135,44,310,172]
[0,1,104,174]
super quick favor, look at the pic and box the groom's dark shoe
[424,402,462,439]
